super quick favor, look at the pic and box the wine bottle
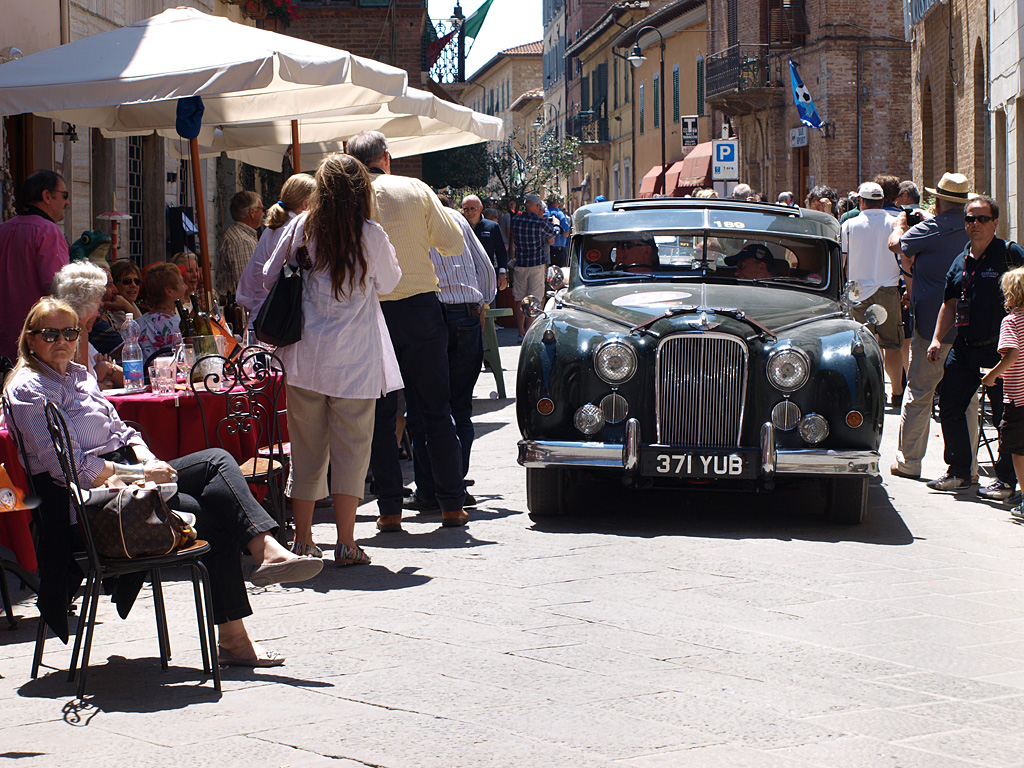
[189,292,219,356]
[175,299,196,338]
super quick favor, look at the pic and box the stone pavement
[3,328,1024,767]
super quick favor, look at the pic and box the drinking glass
[154,356,176,395]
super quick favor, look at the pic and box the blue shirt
[510,212,555,268]
[545,205,571,249]
[899,208,968,342]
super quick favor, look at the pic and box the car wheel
[824,476,868,524]
[526,467,568,519]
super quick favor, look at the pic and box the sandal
[335,542,371,566]
[289,540,323,558]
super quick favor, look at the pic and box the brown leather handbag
[87,484,196,560]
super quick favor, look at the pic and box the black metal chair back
[40,400,220,698]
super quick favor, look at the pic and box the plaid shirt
[216,221,258,296]
[510,212,555,268]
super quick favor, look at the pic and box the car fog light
[767,348,810,392]
[537,398,555,415]
[574,404,605,435]
[846,410,864,428]
[771,400,801,431]
[600,393,628,424]
[798,413,829,444]
[595,341,637,383]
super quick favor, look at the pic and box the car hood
[565,283,841,333]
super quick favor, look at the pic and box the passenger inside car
[613,237,660,272]
[724,243,777,278]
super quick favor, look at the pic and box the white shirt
[236,213,295,327]
[840,208,901,299]
[263,214,403,399]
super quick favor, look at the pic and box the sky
[428,0,544,79]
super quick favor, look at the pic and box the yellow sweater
[370,173,465,301]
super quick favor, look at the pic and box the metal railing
[566,101,609,144]
[704,45,785,99]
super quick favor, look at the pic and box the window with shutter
[727,0,738,47]
[696,56,705,117]
[613,55,619,109]
[767,0,808,47]
[581,75,590,112]
[672,65,680,123]
[653,73,660,129]
[639,81,645,135]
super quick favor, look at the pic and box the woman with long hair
[237,174,317,331]
[263,154,401,565]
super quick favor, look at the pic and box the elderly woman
[3,297,323,664]
[171,251,201,310]
[51,261,122,389]
[109,259,143,329]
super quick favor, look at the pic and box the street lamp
[628,26,665,196]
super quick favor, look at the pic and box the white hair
[51,260,107,319]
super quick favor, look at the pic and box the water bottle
[120,318,145,392]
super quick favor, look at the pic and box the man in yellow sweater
[348,131,469,531]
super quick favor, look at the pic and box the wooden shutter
[672,65,680,123]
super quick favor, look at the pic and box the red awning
[638,164,666,198]
[668,141,713,196]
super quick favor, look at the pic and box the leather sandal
[376,514,403,532]
[335,543,371,566]
[218,646,286,667]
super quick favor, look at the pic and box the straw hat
[925,172,977,204]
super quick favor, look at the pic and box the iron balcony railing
[566,101,609,144]
[704,44,785,99]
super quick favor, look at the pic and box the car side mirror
[863,304,887,327]
[522,295,545,319]
[845,280,863,302]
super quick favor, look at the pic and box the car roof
[572,199,840,242]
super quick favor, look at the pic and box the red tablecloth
[0,428,38,572]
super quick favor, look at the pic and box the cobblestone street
[3,331,1024,767]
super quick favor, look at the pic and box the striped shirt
[5,361,141,520]
[998,310,1024,405]
[428,209,497,306]
[216,221,258,296]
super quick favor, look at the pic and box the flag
[426,28,457,67]
[788,56,823,131]
[462,0,494,40]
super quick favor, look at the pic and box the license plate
[640,448,758,479]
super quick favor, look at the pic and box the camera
[903,205,922,227]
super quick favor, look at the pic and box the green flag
[462,0,494,40]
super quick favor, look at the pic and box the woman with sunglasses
[3,296,323,663]
[109,260,143,329]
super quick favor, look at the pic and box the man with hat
[725,243,776,279]
[925,195,1024,493]
[510,193,555,339]
[841,181,905,405]
[615,236,660,272]
[888,172,974,482]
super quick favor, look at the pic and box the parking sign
[711,138,739,180]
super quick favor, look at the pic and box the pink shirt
[998,310,1024,405]
[0,212,69,360]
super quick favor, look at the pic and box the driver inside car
[614,237,660,272]
[724,243,776,279]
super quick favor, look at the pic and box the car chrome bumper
[518,420,880,477]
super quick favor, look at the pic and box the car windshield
[576,230,832,290]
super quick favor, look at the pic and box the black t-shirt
[943,238,1024,341]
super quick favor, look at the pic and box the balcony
[704,45,786,116]
[567,102,609,158]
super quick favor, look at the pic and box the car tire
[824,476,868,524]
[526,467,568,519]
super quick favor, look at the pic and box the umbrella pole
[189,137,213,302]
[291,120,300,172]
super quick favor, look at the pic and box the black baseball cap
[724,243,775,267]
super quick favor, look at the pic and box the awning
[668,141,713,196]
[638,164,666,198]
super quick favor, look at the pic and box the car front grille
[656,333,748,446]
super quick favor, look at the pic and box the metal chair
[188,348,290,533]
[41,401,220,698]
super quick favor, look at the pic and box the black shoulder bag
[255,244,308,347]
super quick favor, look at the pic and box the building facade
[989,0,1022,239]
[462,42,544,157]
[703,0,911,201]
[543,0,568,147]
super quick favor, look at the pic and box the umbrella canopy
[0,6,408,125]
[138,88,504,171]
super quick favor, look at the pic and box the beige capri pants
[284,382,375,500]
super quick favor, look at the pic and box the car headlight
[574,404,606,435]
[798,413,829,444]
[767,348,810,392]
[594,341,637,383]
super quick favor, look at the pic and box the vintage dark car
[516,198,885,524]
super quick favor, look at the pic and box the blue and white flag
[789,56,823,131]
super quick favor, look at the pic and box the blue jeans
[940,338,1015,485]
[409,304,483,501]
[369,293,465,515]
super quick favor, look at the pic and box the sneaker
[1011,505,1024,521]
[1008,491,1023,506]
[978,479,1015,500]
[926,472,970,491]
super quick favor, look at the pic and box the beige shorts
[512,264,548,302]
[852,284,904,349]
[284,382,375,500]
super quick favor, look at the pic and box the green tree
[422,143,490,193]
[485,129,580,209]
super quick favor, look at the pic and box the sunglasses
[118,277,141,285]
[621,241,649,249]
[964,215,994,224]
[30,327,80,343]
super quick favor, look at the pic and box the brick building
[703,0,910,201]
[990,0,1023,240]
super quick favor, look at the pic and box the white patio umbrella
[125,88,504,172]
[0,6,408,293]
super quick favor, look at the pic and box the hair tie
[276,200,284,208]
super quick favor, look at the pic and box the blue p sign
[716,142,736,163]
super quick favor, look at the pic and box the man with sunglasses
[0,170,70,361]
[926,196,1024,493]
